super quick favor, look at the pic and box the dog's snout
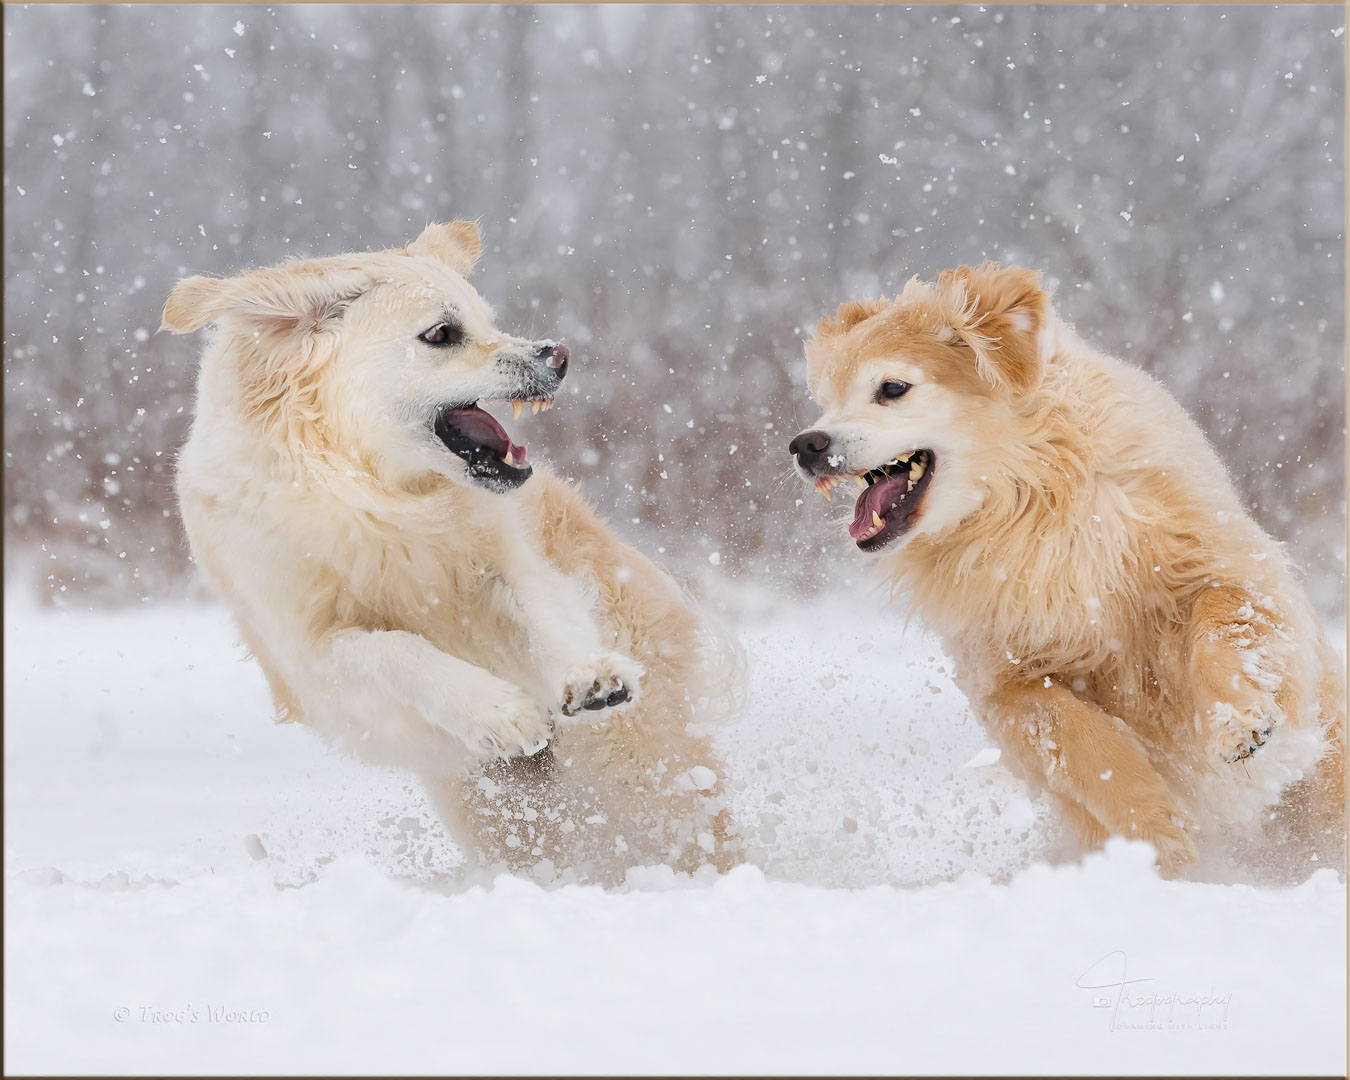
[789,429,833,470]
[538,343,569,381]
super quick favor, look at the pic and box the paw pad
[563,676,631,716]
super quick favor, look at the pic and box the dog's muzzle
[434,344,572,493]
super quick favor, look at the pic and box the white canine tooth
[872,510,885,529]
[532,401,541,415]
[504,450,515,467]
[912,461,926,478]
[511,400,524,421]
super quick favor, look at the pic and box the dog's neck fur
[200,384,526,643]
[880,326,1198,691]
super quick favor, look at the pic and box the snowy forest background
[4,4,1345,614]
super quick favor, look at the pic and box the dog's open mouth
[849,449,934,551]
[434,397,554,492]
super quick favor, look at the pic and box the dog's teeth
[546,398,554,410]
[511,401,523,421]
[912,460,926,479]
[531,401,541,415]
[504,450,515,467]
[872,510,885,529]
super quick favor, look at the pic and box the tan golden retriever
[789,263,1345,875]
[162,222,738,884]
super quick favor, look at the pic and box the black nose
[789,429,832,469]
[539,343,569,382]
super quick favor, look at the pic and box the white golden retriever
[163,222,739,883]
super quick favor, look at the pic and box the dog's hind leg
[982,680,1194,875]
[421,751,586,884]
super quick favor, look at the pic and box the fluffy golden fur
[792,262,1345,876]
[164,222,739,884]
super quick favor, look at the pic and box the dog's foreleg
[497,541,643,718]
[1187,584,1295,766]
[982,680,1194,874]
[314,627,553,758]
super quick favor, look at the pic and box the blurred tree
[3,4,1344,614]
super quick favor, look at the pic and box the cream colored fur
[794,263,1345,876]
[164,223,739,885]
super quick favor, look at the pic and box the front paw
[470,686,554,760]
[1205,697,1284,764]
[558,653,643,719]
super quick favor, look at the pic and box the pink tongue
[446,406,526,462]
[849,474,909,539]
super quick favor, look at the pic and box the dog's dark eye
[419,322,465,348]
[879,380,911,400]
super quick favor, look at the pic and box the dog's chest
[327,521,517,649]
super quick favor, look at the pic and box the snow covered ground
[4,587,1345,1075]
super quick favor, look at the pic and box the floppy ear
[161,276,228,334]
[407,220,483,275]
[936,262,1050,394]
[160,263,371,337]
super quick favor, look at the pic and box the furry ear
[223,264,371,336]
[160,276,228,334]
[817,297,889,337]
[407,220,483,275]
[160,264,370,337]
[936,262,1050,394]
